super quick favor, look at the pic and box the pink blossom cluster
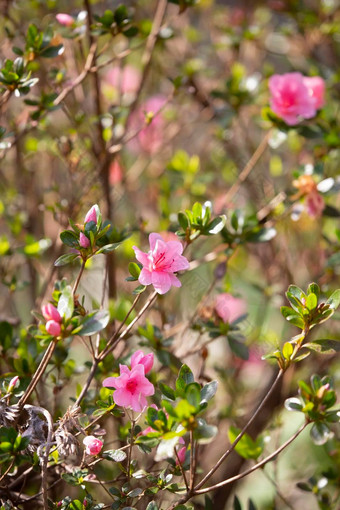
[83,435,103,456]
[103,350,155,412]
[42,303,62,337]
[133,233,190,294]
[269,72,325,125]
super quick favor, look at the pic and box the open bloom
[83,436,103,456]
[46,320,61,337]
[269,72,317,125]
[133,233,189,294]
[129,95,167,154]
[56,13,74,26]
[303,76,325,110]
[84,205,98,224]
[215,293,246,323]
[103,364,154,412]
[131,350,154,374]
[42,303,61,323]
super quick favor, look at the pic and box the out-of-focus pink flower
[229,7,246,26]
[269,72,316,125]
[84,205,98,224]
[56,13,74,27]
[46,320,61,337]
[109,159,123,185]
[176,445,186,465]
[83,436,103,456]
[306,190,325,218]
[303,76,325,110]
[42,303,61,323]
[105,65,141,95]
[215,293,246,324]
[79,232,90,248]
[130,95,167,154]
[103,364,155,412]
[8,376,19,392]
[131,350,154,374]
[133,233,190,295]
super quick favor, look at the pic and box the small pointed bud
[56,13,74,26]
[8,376,19,392]
[84,205,98,224]
[42,303,62,323]
[79,232,90,248]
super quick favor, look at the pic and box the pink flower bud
[306,190,325,218]
[79,232,90,248]
[56,13,74,27]
[8,376,19,392]
[46,320,61,337]
[83,436,103,456]
[131,350,154,374]
[176,446,186,465]
[84,205,98,224]
[42,303,62,323]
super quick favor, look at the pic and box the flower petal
[151,271,172,294]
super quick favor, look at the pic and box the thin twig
[72,259,86,295]
[194,369,284,490]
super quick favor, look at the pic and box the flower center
[126,379,137,394]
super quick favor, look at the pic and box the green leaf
[96,242,123,254]
[228,426,263,460]
[304,339,340,354]
[194,418,218,444]
[176,364,194,396]
[128,262,141,279]
[206,216,226,235]
[246,227,276,243]
[159,382,176,401]
[233,496,242,510]
[57,285,74,320]
[282,342,293,360]
[54,253,79,266]
[284,397,303,412]
[178,212,189,230]
[132,284,147,295]
[40,44,64,58]
[306,293,317,311]
[146,503,158,510]
[78,309,110,336]
[310,422,333,445]
[307,283,320,298]
[228,337,249,360]
[326,289,340,311]
[60,230,80,248]
[185,382,201,409]
[200,381,218,404]
[102,449,127,462]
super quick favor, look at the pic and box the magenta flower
[303,76,325,110]
[83,436,103,456]
[131,350,154,374]
[306,190,325,218]
[56,13,74,27]
[215,293,246,324]
[84,205,98,224]
[103,364,155,412]
[133,233,190,295]
[79,232,90,248]
[42,303,61,323]
[268,72,316,125]
[46,320,61,337]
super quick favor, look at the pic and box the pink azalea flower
[83,436,103,456]
[8,376,19,392]
[215,293,246,323]
[109,159,123,185]
[103,364,155,412]
[46,320,61,337]
[79,232,90,248]
[303,76,325,110]
[56,13,74,27]
[84,205,98,224]
[42,303,61,323]
[131,350,154,374]
[306,190,325,218]
[133,233,190,295]
[105,65,141,95]
[268,72,316,125]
